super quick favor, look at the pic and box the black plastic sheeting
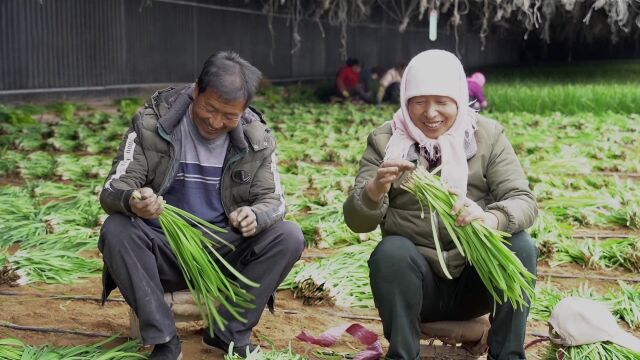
[0,0,520,95]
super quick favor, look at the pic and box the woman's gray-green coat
[343,115,537,278]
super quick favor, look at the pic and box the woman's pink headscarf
[383,50,478,194]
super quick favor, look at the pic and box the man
[98,51,304,360]
[335,57,372,103]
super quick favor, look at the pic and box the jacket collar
[150,83,268,152]
[153,84,193,136]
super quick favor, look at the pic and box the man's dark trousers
[99,213,304,346]
[368,231,537,360]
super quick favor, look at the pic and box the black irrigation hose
[571,233,636,239]
[0,290,125,302]
[0,321,130,339]
[537,271,640,283]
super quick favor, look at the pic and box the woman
[343,50,537,360]
[468,71,489,111]
[376,63,407,104]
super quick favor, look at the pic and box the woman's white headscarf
[383,49,478,195]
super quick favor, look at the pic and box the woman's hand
[366,160,415,203]
[449,188,498,229]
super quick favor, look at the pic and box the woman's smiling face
[407,95,458,139]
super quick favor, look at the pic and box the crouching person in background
[98,51,304,360]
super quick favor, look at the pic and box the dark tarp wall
[0,0,521,100]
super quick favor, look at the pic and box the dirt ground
[3,246,639,360]
[0,286,385,359]
[0,271,383,360]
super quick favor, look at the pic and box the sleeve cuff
[251,207,267,235]
[487,209,508,232]
[361,189,385,211]
[121,189,136,217]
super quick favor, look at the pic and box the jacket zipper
[157,125,177,195]
[220,146,248,216]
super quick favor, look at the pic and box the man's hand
[366,160,415,203]
[229,206,257,237]
[130,187,164,219]
[449,188,498,229]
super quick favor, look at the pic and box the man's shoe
[150,335,182,360]
[202,331,257,357]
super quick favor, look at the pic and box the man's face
[352,65,362,73]
[191,87,246,140]
[407,95,458,139]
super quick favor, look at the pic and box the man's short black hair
[346,57,360,67]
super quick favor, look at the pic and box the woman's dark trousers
[369,232,537,360]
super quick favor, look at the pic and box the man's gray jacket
[99,84,285,234]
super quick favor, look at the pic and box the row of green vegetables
[0,184,103,284]
[1,175,637,287]
[4,101,638,173]
[0,100,138,153]
[1,100,639,285]
[0,335,307,360]
[495,112,640,174]
[6,154,635,246]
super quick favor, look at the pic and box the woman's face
[407,95,458,139]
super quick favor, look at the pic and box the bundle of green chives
[553,237,640,271]
[552,238,601,269]
[20,225,98,252]
[286,240,377,308]
[132,191,259,332]
[54,154,86,181]
[9,249,102,284]
[600,238,640,272]
[0,251,22,287]
[402,166,535,310]
[0,335,146,359]
[605,281,640,330]
[48,137,79,152]
[531,281,640,329]
[15,133,45,151]
[530,282,598,322]
[224,342,306,360]
[0,149,23,176]
[543,342,640,360]
[83,135,110,154]
[18,151,56,179]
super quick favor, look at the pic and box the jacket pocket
[229,164,257,206]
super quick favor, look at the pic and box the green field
[1,61,639,359]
